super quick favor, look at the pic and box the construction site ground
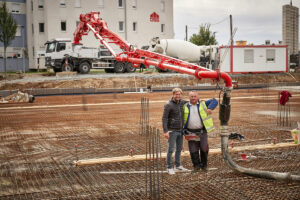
[0,72,300,199]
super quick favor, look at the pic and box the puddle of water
[255,110,300,117]
[270,86,300,93]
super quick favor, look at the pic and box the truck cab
[45,38,73,72]
[45,38,134,74]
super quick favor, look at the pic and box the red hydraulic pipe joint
[195,71,232,88]
[128,57,142,64]
[157,60,166,71]
[115,56,122,62]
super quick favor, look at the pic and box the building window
[97,0,104,7]
[161,1,165,12]
[56,43,66,52]
[32,24,34,34]
[244,49,254,63]
[76,21,80,27]
[133,22,137,32]
[31,0,33,11]
[118,0,123,8]
[266,49,275,62]
[39,23,44,33]
[60,0,66,6]
[132,0,137,8]
[61,21,66,31]
[161,24,165,33]
[75,0,81,7]
[119,21,124,32]
[16,26,21,36]
[38,0,44,9]
[11,3,21,13]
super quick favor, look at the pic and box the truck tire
[62,63,74,72]
[114,61,125,73]
[79,62,91,74]
[125,62,136,73]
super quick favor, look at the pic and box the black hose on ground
[219,87,300,182]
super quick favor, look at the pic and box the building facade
[282,3,299,55]
[1,0,174,71]
[0,0,28,72]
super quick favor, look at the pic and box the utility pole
[230,15,233,46]
[230,14,233,73]
[185,25,188,41]
[124,0,127,40]
[22,26,25,73]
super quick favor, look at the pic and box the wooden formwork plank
[74,142,299,166]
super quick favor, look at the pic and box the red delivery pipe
[118,56,232,88]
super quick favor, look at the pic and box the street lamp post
[21,26,25,73]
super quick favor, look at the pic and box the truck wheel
[62,63,73,72]
[125,62,136,73]
[114,62,125,73]
[79,62,91,74]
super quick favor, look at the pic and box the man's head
[172,88,183,102]
[189,91,199,105]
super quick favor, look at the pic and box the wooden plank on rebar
[74,142,299,166]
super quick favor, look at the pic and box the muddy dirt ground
[0,86,299,199]
[1,72,300,90]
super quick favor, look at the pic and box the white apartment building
[26,0,174,70]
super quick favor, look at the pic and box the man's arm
[162,103,171,138]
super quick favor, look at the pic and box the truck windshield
[46,42,56,53]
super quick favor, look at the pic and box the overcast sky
[173,0,300,45]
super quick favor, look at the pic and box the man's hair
[189,90,198,96]
[172,88,183,95]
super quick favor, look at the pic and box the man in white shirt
[183,91,218,172]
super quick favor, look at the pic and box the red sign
[150,12,159,22]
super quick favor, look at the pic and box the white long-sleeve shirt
[187,102,203,129]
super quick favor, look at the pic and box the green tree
[189,24,217,46]
[0,1,17,78]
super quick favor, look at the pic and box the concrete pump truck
[66,11,300,182]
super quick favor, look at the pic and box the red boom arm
[73,12,232,88]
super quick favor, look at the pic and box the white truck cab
[45,38,135,73]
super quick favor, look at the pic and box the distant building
[0,0,28,72]
[219,45,288,73]
[282,2,299,55]
[0,0,174,72]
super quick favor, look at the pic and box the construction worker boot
[190,152,201,172]
[200,151,208,170]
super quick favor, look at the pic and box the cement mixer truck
[142,37,218,72]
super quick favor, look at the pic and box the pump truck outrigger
[73,12,299,182]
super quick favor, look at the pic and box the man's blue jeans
[166,131,183,169]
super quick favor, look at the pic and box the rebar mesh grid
[0,88,299,199]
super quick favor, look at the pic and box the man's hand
[164,132,169,139]
[206,109,213,115]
